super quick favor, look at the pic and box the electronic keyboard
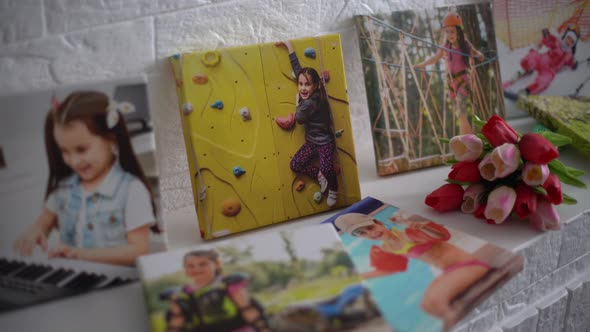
[0,255,138,313]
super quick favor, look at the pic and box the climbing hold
[172,53,181,60]
[182,103,193,115]
[335,129,344,137]
[240,107,252,121]
[202,51,221,67]
[275,113,296,130]
[295,180,305,191]
[304,47,316,59]
[211,100,224,110]
[233,166,246,177]
[175,79,182,88]
[222,198,241,217]
[313,192,322,203]
[192,73,208,85]
[322,70,330,83]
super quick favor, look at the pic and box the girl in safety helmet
[415,12,485,135]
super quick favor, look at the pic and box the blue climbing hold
[172,53,181,60]
[304,47,316,59]
[233,166,246,177]
[211,100,224,110]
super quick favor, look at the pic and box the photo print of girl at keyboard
[0,78,165,312]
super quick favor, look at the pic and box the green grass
[255,276,360,314]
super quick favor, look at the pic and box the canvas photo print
[0,78,165,312]
[169,34,361,240]
[322,197,523,332]
[138,225,390,332]
[496,0,590,115]
[356,2,505,175]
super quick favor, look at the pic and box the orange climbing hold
[275,113,296,130]
[192,73,208,84]
[295,180,305,191]
[221,198,241,217]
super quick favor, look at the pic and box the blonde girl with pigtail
[14,91,159,266]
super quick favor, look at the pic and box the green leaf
[445,158,457,165]
[565,166,585,177]
[473,116,486,130]
[445,178,472,186]
[537,131,572,148]
[562,193,578,205]
[549,160,588,188]
[532,186,548,195]
[439,137,450,144]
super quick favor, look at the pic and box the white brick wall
[1,1,589,331]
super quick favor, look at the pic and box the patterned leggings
[290,141,338,191]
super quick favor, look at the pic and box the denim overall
[54,163,131,248]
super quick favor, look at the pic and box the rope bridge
[357,13,502,174]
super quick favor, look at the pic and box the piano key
[0,259,26,276]
[13,264,53,281]
[63,272,107,290]
[41,268,74,285]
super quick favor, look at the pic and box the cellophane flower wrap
[425,115,587,231]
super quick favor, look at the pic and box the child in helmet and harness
[164,249,270,332]
[415,12,485,135]
[518,24,580,95]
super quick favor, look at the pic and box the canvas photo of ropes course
[355,2,505,176]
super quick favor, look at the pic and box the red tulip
[449,161,482,183]
[425,183,464,212]
[543,174,563,205]
[482,115,518,147]
[514,182,537,219]
[519,133,559,164]
[474,204,487,220]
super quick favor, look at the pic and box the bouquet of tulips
[425,115,586,231]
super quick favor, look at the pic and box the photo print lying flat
[138,224,391,332]
[323,197,524,332]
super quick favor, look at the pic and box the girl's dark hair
[44,91,160,233]
[298,68,332,112]
[297,67,334,132]
[183,249,222,276]
[448,26,471,68]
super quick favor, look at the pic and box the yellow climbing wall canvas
[170,35,361,240]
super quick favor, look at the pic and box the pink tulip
[484,186,517,224]
[514,182,537,219]
[461,183,486,214]
[482,115,519,147]
[491,143,521,179]
[519,133,559,164]
[543,174,563,205]
[529,197,561,231]
[522,162,550,186]
[479,154,497,181]
[450,134,483,162]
